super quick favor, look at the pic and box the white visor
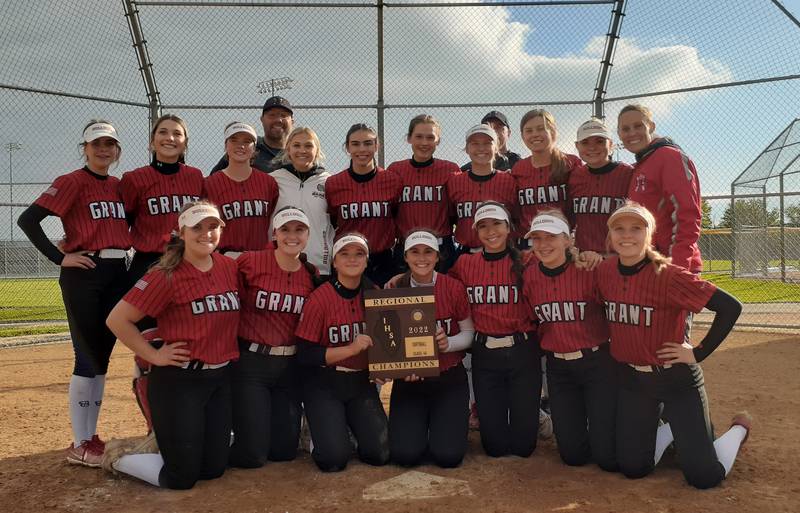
[404,231,440,253]
[526,214,570,237]
[472,203,509,229]
[83,122,119,143]
[178,205,225,229]
[224,122,257,142]
[333,234,369,257]
[465,124,498,145]
[607,205,653,229]
[273,207,310,230]
[575,119,612,142]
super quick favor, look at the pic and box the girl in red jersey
[387,114,460,272]
[204,122,279,258]
[448,124,518,254]
[449,202,540,457]
[568,119,634,254]
[596,201,751,489]
[617,105,703,272]
[326,124,401,286]
[522,209,617,471]
[296,233,390,472]
[389,229,474,468]
[229,206,320,468]
[17,121,132,467]
[120,114,204,282]
[512,109,582,249]
[104,201,240,489]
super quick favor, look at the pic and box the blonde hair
[150,114,189,162]
[606,200,670,273]
[520,109,569,184]
[278,126,326,167]
[153,199,220,275]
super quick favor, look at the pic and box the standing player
[389,230,474,468]
[230,207,319,468]
[512,109,582,248]
[449,202,540,458]
[270,127,334,276]
[120,114,204,283]
[17,120,131,467]
[522,210,617,471]
[204,122,279,258]
[387,114,460,272]
[295,233,390,472]
[449,124,518,253]
[461,111,522,172]
[326,124,401,286]
[104,201,240,489]
[617,105,702,272]
[568,118,633,254]
[597,202,751,489]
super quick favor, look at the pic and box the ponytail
[645,247,671,274]
[153,231,184,276]
[507,241,525,291]
[299,252,325,288]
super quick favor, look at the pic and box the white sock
[714,425,747,475]
[69,375,94,447]
[87,375,106,439]
[654,422,674,465]
[113,453,164,487]
[463,353,475,403]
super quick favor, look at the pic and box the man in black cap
[211,96,294,174]
[461,110,522,172]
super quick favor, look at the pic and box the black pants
[365,249,397,289]
[546,347,618,471]
[229,346,301,468]
[128,251,161,331]
[148,364,232,490]
[302,368,389,472]
[393,236,457,275]
[617,362,726,489]
[59,257,128,376]
[389,363,469,468]
[472,333,541,457]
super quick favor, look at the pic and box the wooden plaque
[363,287,439,380]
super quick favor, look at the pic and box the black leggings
[302,368,389,472]
[148,365,231,490]
[59,257,128,376]
[472,333,541,457]
[616,362,726,489]
[546,347,618,471]
[229,347,302,468]
[389,363,469,468]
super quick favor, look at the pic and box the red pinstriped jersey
[295,281,368,370]
[512,154,582,232]
[568,162,633,253]
[447,171,518,249]
[204,169,278,252]
[124,252,240,364]
[595,257,716,365]
[522,262,608,353]
[449,252,533,336]
[120,164,204,253]
[237,249,316,346]
[387,158,459,238]
[430,273,471,371]
[326,167,402,252]
[34,168,132,252]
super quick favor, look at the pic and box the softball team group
[18,98,752,492]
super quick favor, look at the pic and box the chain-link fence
[2,0,800,328]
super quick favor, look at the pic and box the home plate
[362,470,473,500]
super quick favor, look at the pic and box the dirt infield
[0,330,798,513]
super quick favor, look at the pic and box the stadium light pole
[7,143,22,241]
[257,76,294,97]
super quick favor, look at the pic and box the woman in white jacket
[270,127,335,276]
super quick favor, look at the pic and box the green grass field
[0,278,66,322]
[703,259,800,273]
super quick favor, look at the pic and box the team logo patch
[44,187,58,196]
[134,279,149,291]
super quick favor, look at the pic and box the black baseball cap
[262,96,293,115]
[481,110,509,128]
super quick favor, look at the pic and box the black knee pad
[620,463,654,480]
